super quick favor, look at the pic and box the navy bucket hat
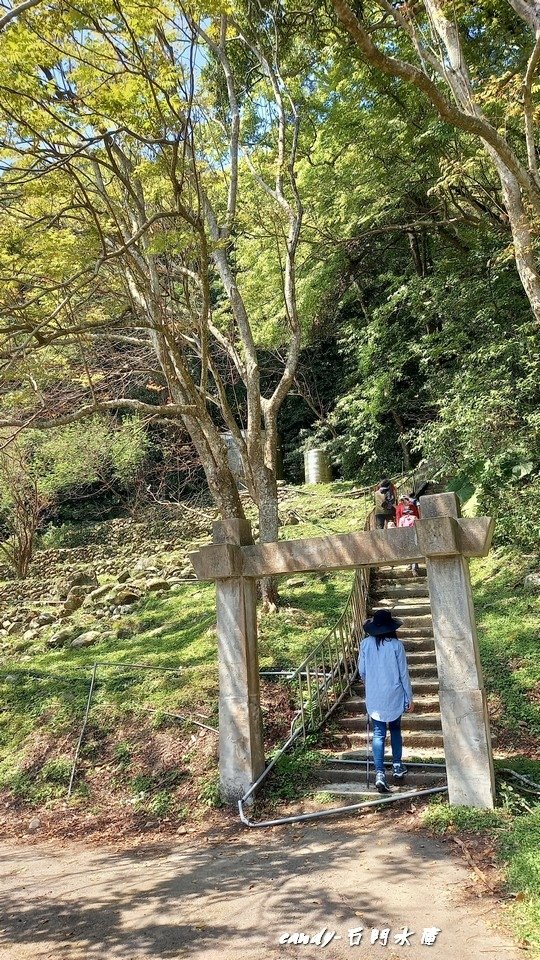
[363,608,403,636]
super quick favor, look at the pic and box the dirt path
[0,819,522,960]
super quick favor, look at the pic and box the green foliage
[0,484,366,823]
[499,807,540,951]
[0,418,149,510]
[114,741,132,768]
[38,521,96,550]
[146,790,174,817]
[27,417,149,498]
[198,773,222,808]
[265,740,322,802]
[0,417,150,574]
[422,797,507,834]
[3,755,73,804]
[470,551,540,745]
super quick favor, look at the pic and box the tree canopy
[0,0,538,555]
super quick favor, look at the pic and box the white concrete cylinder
[304,448,332,484]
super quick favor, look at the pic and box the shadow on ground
[0,817,517,960]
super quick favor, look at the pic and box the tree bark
[391,411,412,470]
[257,466,280,611]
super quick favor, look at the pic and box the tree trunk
[391,411,411,470]
[258,468,280,611]
[152,330,247,522]
[496,161,540,322]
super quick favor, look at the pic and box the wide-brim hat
[363,608,403,635]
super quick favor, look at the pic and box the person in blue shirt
[358,608,414,793]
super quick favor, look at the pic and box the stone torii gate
[190,493,496,810]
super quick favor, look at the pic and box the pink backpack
[398,512,416,528]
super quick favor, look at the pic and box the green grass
[500,807,540,949]
[423,797,508,833]
[423,547,540,955]
[0,483,367,811]
[423,787,540,956]
[262,740,323,803]
[471,548,540,747]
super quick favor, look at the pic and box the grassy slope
[424,547,540,954]
[472,549,540,751]
[0,483,365,821]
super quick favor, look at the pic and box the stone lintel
[242,527,420,578]
[420,491,461,518]
[415,516,460,557]
[189,543,242,580]
[458,516,495,558]
[189,517,494,581]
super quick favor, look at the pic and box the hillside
[1,482,540,950]
[0,484,364,842]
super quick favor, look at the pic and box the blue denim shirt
[358,635,413,722]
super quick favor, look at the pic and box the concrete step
[336,711,443,732]
[408,666,438,680]
[317,757,445,778]
[407,647,437,659]
[397,623,433,637]
[314,763,446,791]
[410,673,439,685]
[371,585,430,599]
[337,729,445,751]
[373,579,428,591]
[376,566,427,579]
[314,779,446,800]
[407,649,437,660]
[343,695,440,715]
[368,606,432,621]
[370,596,431,609]
[335,746,446,761]
[352,678,439,696]
[401,637,435,652]
[362,627,434,643]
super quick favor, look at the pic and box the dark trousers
[375,513,394,529]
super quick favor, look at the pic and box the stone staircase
[315,564,446,799]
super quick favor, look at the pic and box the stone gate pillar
[418,493,496,808]
[213,520,265,804]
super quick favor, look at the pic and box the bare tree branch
[0,399,197,430]
[0,0,44,31]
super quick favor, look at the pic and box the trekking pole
[366,714,371,790]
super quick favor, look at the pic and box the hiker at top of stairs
[358,609,414,794]
[374,478,397,529]
[396,494,421,577]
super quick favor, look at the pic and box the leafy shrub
[0,416,150,576]
[198,773,222,808]
[38,521,93,550]
[422,797,507,833]
[5,756,73,803]
[146,790,174,816]
[266,743,322,802]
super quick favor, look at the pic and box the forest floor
[0,483,539,953]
